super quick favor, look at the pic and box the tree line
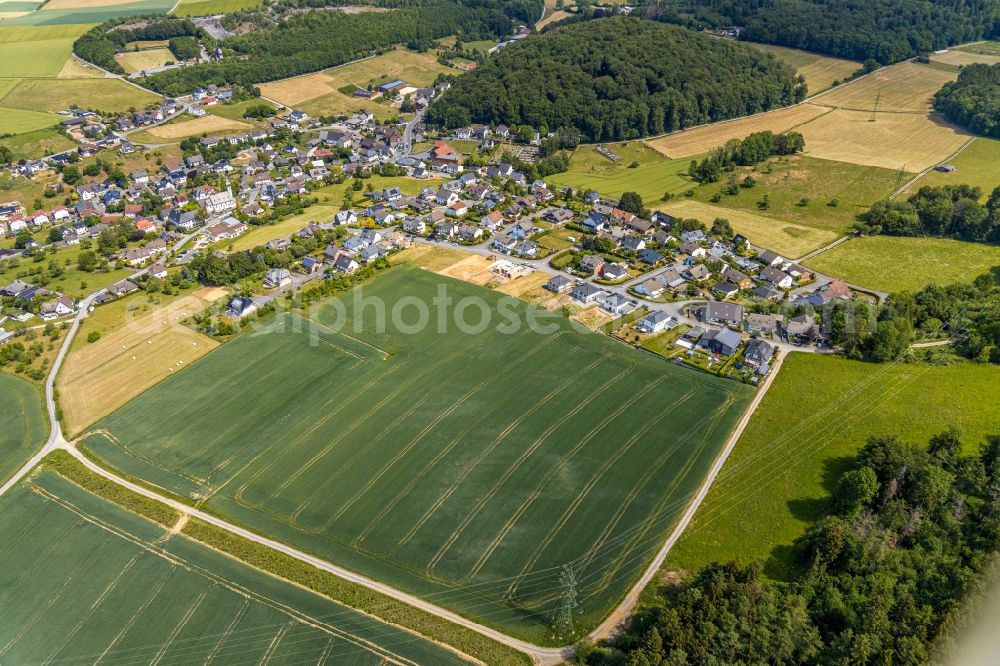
[934,63,1000,139]
[578,428,1000,664]
[426,17,805,142]
[648,0,1000,65]
[858,184,1000,243]
[690,130,804,183]
[132,0,535,96]
[74,16,203,75]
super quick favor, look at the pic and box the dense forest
[579,430,1000,664]
[75,0,537,96]
[427,18,805,141]
[858,184,1000,243]
[934,63,1000,138]
[648,0,1000,64]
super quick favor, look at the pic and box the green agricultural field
[690,154,900,234]
[80,266,753,642]
[0,469,477,665]
[0,78,158,113]
[172,0,264,16]
[0,374,46,485]
[0,37,73,77]
[662,353,1000,581]
[1,0,174,26]
[908,137,1000,196]
[805,235,1000,292]
[549,142,695,202]
[0,105,64,133]
[0,23,93,42]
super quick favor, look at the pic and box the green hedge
[44,450,179,527]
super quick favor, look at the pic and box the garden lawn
[804,235,1000,292]
[80,265,753,643]
[662,353,1000,581]
[0,374,46,485]
[0,468,478,666]
[549,142,696,202]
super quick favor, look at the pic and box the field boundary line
[58,444,564,664]
[588,353,785,641]
[500,382,688,594]
[423,354,608,574]
[461,362,639,582]
[891,135,979,199]
[31,479,431,666]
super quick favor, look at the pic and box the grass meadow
[0,374,46,484]
[662,353,1000,581]
[689,154,899,235]
[0,0,173,25]
[0,469,476,665]
[655,199,840,259]
[549,142,695,202]
[804,235,1000,292]
[0,78,158,113]
[905,137,1000,196]
[80,266,753,642]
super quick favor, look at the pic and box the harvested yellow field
[59,293,223,435]
[799,106,971,172]
[656,199,840,259]
[145,114,250,139]
[814,61,956,113]
[930,49,1000,67]
[57,56,102,78]
[537,9,571,29]
[114,47,174,74]
[645,103,831,158]
[747,42,860,95]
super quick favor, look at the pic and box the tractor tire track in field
[351,332,569,549]
[45,551,147,664]
[284,335,484,522]
[424,354,612,576]
[0,526,116,659]
[502,384,693,598]
[460,364,650,583]
[389,331,580,555]
[204,598,252,665]
[36,479,431,666]
[578,395,735,599]
[148,590,208,666]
